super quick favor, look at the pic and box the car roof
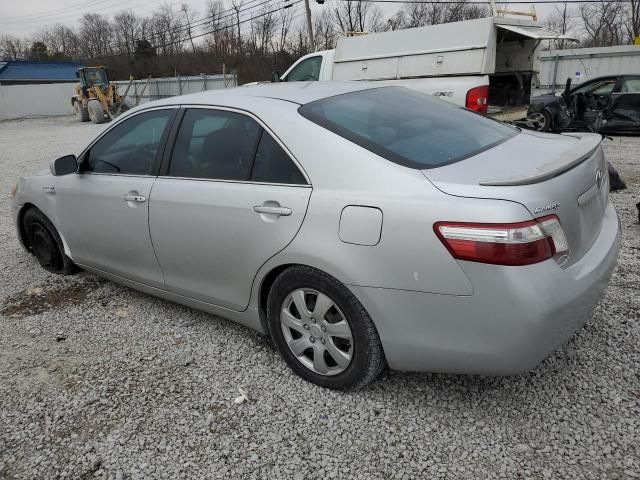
[150,81,378,108]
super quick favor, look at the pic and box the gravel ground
[0,116,639,480]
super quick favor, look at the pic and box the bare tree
[231,0,244,54]
[579,0,626,46]
[314,10,338,50]
[391,0,487,30]
[0,34,29,60]
[624,0,640,41]
[386,11,406,31]
[149,4,185,56]
[443,2,487,23]
[205,0,233,57]
[79,13,113,58]
[276,3,297,53]
[333,0,382,33]
[249,4,277,56]
[181,3,198,52]
[543,4,574,49]
[34,24,80,59]
[113,11,140,55]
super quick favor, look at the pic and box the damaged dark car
[526,75,640,134]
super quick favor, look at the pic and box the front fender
[13,175,73,259]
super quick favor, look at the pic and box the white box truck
[277,16,572,118]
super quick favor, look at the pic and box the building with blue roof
[0,60,83,85]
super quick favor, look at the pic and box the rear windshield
[298,87,519,169]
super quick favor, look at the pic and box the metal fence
[113,74,237,105]
[537,45,640,93]
[0,82,76,121]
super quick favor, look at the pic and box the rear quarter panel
[245,100,534,302]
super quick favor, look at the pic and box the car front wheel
[22,208,79,275]
[267,266,386,390]
[527,109,552,132]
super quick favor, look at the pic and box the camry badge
[533,203,560,214]
[595,168,605,189]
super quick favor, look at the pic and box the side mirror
[271,71,281,83]
[75,71,80,78]
[50,155,78,176]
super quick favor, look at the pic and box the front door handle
[253,205,292,216]
[123,194,147,203]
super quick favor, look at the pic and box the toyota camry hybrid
[11,83,621,390]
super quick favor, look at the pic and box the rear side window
[621,78,640,93]
[251,132,306,184]
[298,87,519,169]
[169,109,261,180]
[168,108,307,184]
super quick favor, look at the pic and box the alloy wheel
[528,111,548,131]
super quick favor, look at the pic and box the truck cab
[280,50,335,82]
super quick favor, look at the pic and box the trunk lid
[423,130,609,266]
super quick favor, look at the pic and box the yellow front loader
[71,67,130,124]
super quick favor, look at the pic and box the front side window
[284,56,322,82]
[573,79,616,97]
[298,87,518,169]
[169,109,261,180]
[83,109,173,175]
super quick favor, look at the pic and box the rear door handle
[123,194,147,203]
[253,205,292,216]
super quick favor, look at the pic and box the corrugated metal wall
[113,74,237,104]
[0,82,76,121]
[0,74,236,121]
[537,46,640,93]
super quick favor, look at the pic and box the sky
[0,0,571,36]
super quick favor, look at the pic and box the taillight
[465,85,489,114]
[434,215,568,266]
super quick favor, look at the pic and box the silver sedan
[11,83,621,390]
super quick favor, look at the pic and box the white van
[277,16,571,118]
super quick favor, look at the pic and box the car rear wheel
[22,208,79,275]
[267,266,386,390]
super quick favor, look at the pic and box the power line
[90,0,303,60]
[347,0,638,3]
[1,0,108,21]
[100,0,284,54]
[0,0,159,25]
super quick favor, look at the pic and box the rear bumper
[349,200,621,374]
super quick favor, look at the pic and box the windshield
[298,87,518,169]
[84,68,108,87]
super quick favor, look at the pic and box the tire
[527,109,552,132]
[74,101,89,122]
[22,208,79,275]
[267,266,386,390]
[87,100,106,124]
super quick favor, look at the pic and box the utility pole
[304,0,315,51]
[489,0,497,16]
